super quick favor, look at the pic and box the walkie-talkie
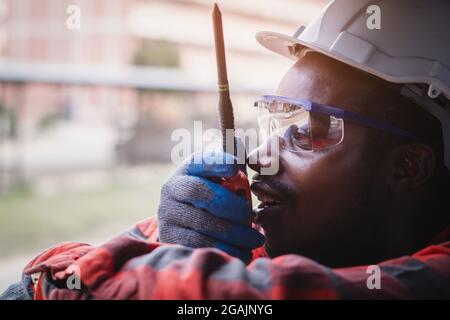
[212,3,252,206]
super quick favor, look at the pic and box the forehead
[274,53,398,146]
[275,52,437,140]
[275,52,396,116]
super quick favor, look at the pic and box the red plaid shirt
[23,217,450,299]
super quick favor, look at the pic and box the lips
[250,180,285,225]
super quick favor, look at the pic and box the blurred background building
[0,0,329,290]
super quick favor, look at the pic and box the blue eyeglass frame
[254,95,417,141]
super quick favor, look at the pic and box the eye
[289,124,312,150]
[309,113,330,139]
[293,123,310,137]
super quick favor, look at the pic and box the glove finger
[159,201,264,249]
[215,241,252,262]
[158,201,231,239]
[162,175,251,225]
[200,224,265,249]
[190,177,251,224]
[158,223,216,248]
[187,151,240,178]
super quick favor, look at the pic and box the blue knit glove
[157,151,265,262]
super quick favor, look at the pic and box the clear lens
[256,100,344,152]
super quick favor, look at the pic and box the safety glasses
[254,95,417,152]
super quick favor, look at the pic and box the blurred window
[132,39,180,68]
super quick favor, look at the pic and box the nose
[247,134,283,175]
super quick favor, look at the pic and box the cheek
[281,145,370,229]
[285,124,371,203]
[284,147,362,192]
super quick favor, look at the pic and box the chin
[263,232,298,257]
[263,229,322,260]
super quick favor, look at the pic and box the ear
[389,143,436,193]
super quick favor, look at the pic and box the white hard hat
[256,0,450,169]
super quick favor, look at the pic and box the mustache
[251,173,296,200]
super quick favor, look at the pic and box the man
[2,0,449,299]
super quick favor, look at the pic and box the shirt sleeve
[24,225,450,299]
[133,217,269,259]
